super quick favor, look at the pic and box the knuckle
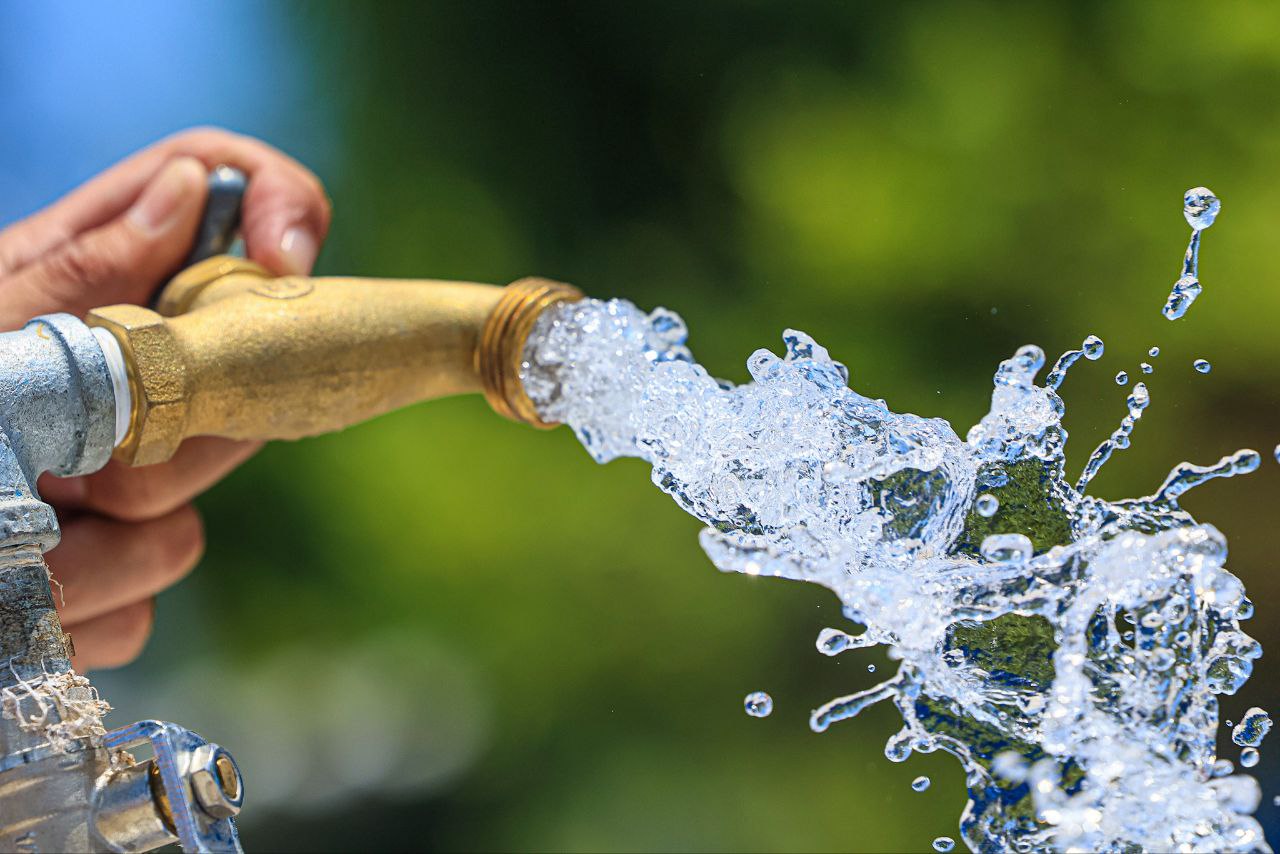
[44,238,117,289]
[169,125,235,149]
[97,469,166,523]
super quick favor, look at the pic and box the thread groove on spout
[479,278,583,428]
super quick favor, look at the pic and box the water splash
[520,189,1268,851]
[1162,187,1219,320]
[1075,382,1150,492]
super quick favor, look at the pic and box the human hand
[0,127,331,671]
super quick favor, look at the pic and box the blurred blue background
[4,1,1280,850]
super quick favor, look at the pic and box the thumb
[1,157,208,326]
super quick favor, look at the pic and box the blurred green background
[4,1,1280,851]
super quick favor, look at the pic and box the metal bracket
[102,721,243,854]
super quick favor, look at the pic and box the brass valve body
[86,257,582,466]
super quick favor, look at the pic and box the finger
[48,504,204,624]
[0,157,208,327]
[0,126,330,279]
[39,437,261,523]
[66,598,155,672]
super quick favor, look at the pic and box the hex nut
[188,745,243,819]
[85,304,188,467]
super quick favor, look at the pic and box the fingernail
[128,156,205,236]
[279,226,319,274]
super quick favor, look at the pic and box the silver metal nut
[188,745,243,820]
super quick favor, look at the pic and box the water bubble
[912,775,931,792]
[1141,362,1154,374]
[932,837,955,853]
[1194,359,1212,374]
[1149,346,1161,357]
[1241,747,1260,768]
[744,691,773,718]
[1233,708,1272,748]
[1083,335,1104,360]
[1115,371,1128,385]
[1184,187,1221,231]
[980,533,1033,565]
[975,493,999,518]
[1163,276,1202,320]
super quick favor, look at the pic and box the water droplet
[817,628,850,655]
[1213,758,1234,778]
[1115,371,1128,385]
[1083,335,1104,360]
[1241,747,1260,768]
[1194,359,1212,374]
[1184,187,1221,231]
[1275,444,1280,464]
[1163,276,1203,320]
[1141,362,1154,374]
[1149,346,1161,357]
[744,691,773,718]
[975,493,999,518]
[912,775,931,792]
[933,837,955,853]
[1233,708,1272,747]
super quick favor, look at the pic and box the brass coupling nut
[480,278,583,428]
[84,304,187,467]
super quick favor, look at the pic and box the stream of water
[520,188,1270,852]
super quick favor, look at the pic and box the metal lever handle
[184,165,246,267]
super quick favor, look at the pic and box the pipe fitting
[87,258,582,466]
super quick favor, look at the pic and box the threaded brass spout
[85,256,582,466]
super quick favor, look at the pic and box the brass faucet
[87,256,583,466]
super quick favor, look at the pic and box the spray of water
[520,189,1270,852]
